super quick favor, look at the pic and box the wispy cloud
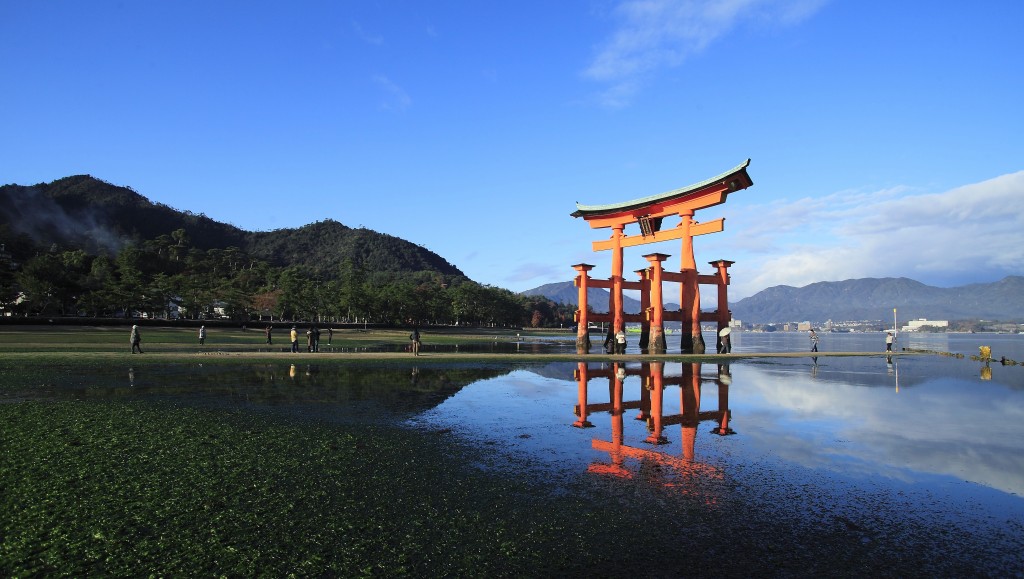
[584,0,827,107]
[371,74,411,111]
[351,21,384,45]
[720,171,1024,297]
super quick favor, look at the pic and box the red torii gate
[570,160,753,354]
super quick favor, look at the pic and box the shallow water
[3,344,1022,573]
[393,329,1024,360]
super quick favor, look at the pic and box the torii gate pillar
[710,259,734,352]
[644,253,670,354]
[572,263,595,354]
[678,210,704,354]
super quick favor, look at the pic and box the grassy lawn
[0,325,563,354]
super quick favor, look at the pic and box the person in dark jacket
[130,325,143,354]
[410,328,421,356]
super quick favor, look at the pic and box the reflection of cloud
[734,363,1024,497]
[371,75,411,111]
[584,0,827,107]
[723,171,1024,298]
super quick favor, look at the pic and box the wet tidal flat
[1,351,1023,576]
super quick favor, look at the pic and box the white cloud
[584,0,827,106]
[371,74,412,111]
[351,21,384,45]
[721,171,1024,297]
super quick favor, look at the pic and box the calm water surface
[3,334,1023,573]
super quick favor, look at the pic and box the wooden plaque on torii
[570,160,753,354]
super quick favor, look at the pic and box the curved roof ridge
[572,159,750,217]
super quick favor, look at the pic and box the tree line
[0,227,577,328]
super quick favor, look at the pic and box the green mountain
[0,175,465,279]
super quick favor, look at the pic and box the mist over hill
[523,277,1024,324]
[0,175,464,279]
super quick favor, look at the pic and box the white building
[901,318,949,331]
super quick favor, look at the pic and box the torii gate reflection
[572,361,735,491]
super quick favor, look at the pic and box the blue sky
[3,1,1022,300]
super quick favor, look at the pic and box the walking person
[265,325,273,345]
[290,326,299,353]
[718,329,732,354]
[198,325,206,345]
[809,329,819,353]
[886,331,895,352]
[130,325,143,354]
[327,327,333,345]
[615,328,627,354]
[410,327,421,356]
[312,327,321,353]
[306,327,314,352]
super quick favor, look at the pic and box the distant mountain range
[6,176,1021,324]
[523,277,1024,323]
[0,175,464,279]
[521,282,683,315]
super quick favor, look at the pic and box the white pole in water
[893,307,899,393]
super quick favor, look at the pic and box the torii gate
[570,160,753,354]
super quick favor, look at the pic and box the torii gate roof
[570,159,752,226]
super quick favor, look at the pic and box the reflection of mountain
[523,362,579,383]
[4,363,515,420]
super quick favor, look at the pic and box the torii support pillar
[644,253,670,354]
[679,210,704,354]
[709,259,734,353]
[573,263,594,354]
[610,225,625,341]
[636,268,651,351]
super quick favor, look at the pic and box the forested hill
[247,221,464,277]
[0,175,465,278]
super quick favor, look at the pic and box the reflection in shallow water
[4,354,1023,538]
[569,362,739,501]
[0,363,515,422]
[415,356,1024,560]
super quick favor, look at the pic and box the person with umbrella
[718,327,732,354]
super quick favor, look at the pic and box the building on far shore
[901,318,949,332]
